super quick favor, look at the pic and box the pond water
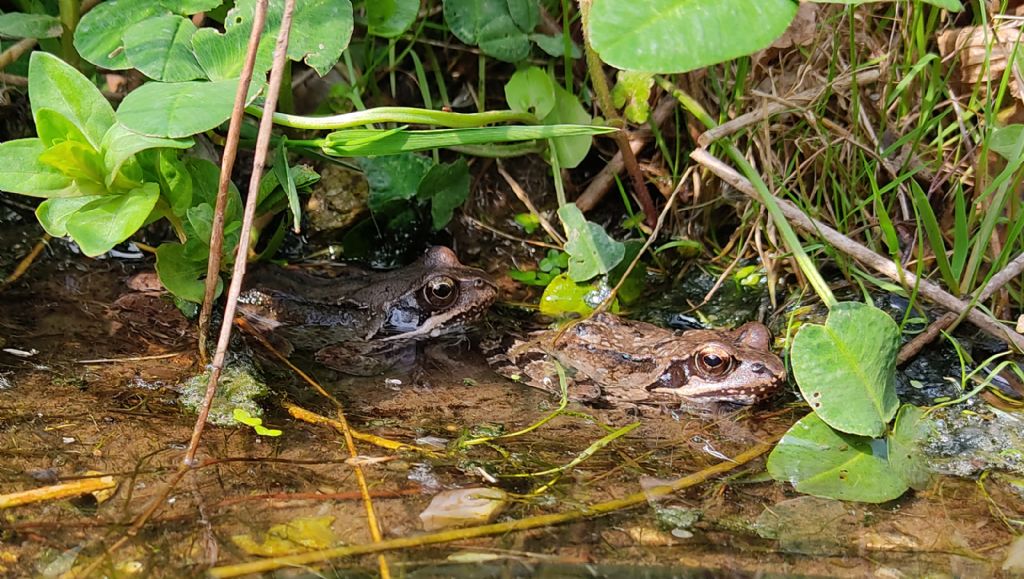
[0,244,1018,577]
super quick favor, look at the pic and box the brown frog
[489,312,786,408]
[238,246,498,375]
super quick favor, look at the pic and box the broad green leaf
[541,85,594,169]
[191,24,275,80]
[117,79,250,138]
[505,66,556,118]
[791,302,900,437]
[529,33,580,58]
[611,71,654,124]
[989,125,1024,162]
[361,153,433,213]
[558,203,624,282]
[444,0,531,62]
[36,196,105,236]
[74,0,171,69]
[417,158,470,230]
[888,405,933,491]
[160,0,225,12]
[186,157,242,222]
[367,0,419,37]
[65,185,161,256]
[588,0,797,73]
[321,124,613,157]
[0,13,61,38]
[101,123,195,183]
[539,273,617,316]
[0,139,76,197]
[506,0,539,32]
[155,242,219,302]
[38,141,107,191]
[123,14,206,82]
[232,408,282,436]
[28,52,116,149]
[224,0,354,76]
[35,108,91,148]
[767,413,909,504]
[158,151,193,216]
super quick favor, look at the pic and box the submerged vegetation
[1,0,1024,575]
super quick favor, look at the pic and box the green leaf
[539,273,609,316]
[557,203,625,282]
[274,146,302,232]
[367,0,418,38]
[507,0,539,32]
[611,71,654,124]
[417,158,470,230]
[232,408,282,437]
[361,153,433,213]
[888,405,933,491]
[0,13,62,39]
[790,301,900,438]
[443,0,531,62]
[989,124,1024,162]
[529,33,580,58]
[38,141,106,188]
[321,124,613,157]
[156,241,220,303]
[767,413,909,504]
[36,196,105,236]
[0,138,76,198]
[814,0,960,8]
[65,185,161,256]
[191,24,274,80]
[34,108,92,148]
[123,14,206,82]
[514,212,540,234]
[101,123,195,183]
[588,0,798,73]
[74,0,171,69]
[117,78,253,138]
[541,85,594,169]
[162,0,225,12]
[28,52,116,150]
[505,66,556,119]
[157,151,193,216]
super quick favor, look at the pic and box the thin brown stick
[690,148,1024,353]
[208,438,775,577]
[577,0,657,227]
[576,98,677,212]
[897,250,1024,364]
[186,0,283,466]
[496,160,565,244]
[0,476,115,509]
[0,233,50,291]
[0,38,37,72]
[196,1,269,363]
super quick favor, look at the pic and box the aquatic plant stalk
[208,439,776,577]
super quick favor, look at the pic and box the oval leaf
[0,139,76,198]
[74,0,171,69]
[65,185,160,256]
[767,413,909,504]
[558,203,625,282]
[123,14,206,82]
[28,52,116,149]
[116,79,248,138]
[588,0,798,73]
[791,301,900,437]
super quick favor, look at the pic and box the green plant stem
[208,439,776,577]
[58,0,80,69]
[656,75,837,308]
[577,0,657,227]
[251,106,539,130]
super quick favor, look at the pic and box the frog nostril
[751,362,766,373]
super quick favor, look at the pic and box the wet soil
[0,240,1020,577]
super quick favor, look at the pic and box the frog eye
[695,347,733,377]
[422,276,459,308]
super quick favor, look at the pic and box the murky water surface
[0,244,1018,577]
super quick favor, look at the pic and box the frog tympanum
[489,312,786,408]
[238,246,498,375]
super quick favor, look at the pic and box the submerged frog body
[490,313,786,408]
[238,246,498,374]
